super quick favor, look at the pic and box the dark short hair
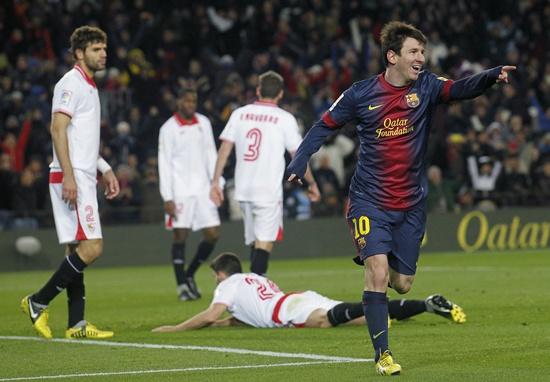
[210,252,243,275]
[177,87,197,99]
[258,71,284,98]
[70,26,107,59]
[380,21,427,67]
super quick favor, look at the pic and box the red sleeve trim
[440,80,454,103]
[321,111,339,129]
[53,109,73,118]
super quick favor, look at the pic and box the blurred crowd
[1,0,549,230]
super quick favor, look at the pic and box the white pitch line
[0,336,371,363]
[0,361,358,381]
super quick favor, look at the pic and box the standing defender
[158,88,220,301]
[21,26,120,339]
[287,21,515,375]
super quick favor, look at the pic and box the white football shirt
[212,273,285,328]
[220,101,302,202]
[50,65,101,175]
[158,112,217,200]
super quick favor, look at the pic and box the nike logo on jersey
[368,104,382,110]
[373,330,386,339]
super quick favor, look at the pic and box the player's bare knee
[77,239,103,264]
[203,227,220,243]
[173,229,188,243]
[305,309,332,328]
[392,278,413,294]
[393,283,411,294]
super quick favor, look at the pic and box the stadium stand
[1,0,549,229]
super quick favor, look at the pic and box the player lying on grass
[152,252,465,332]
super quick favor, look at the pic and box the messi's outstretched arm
[446,65,516,101]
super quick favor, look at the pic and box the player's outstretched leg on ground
[65,322,114,339]
[21,295,52,339]
[388,295,466,324]
[425,294,466,323]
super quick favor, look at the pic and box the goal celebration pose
[287,21,514,375]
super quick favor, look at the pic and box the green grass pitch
[1,250,549,381]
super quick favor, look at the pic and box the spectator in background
[445,133,467,184]
[0,153,16,228]
[499,153,531,206]
[515,130,539,175]
[456,186,475,212]
[110,121,135,165]
[1,1,549,218]
[426,165,457,213]
[311,133,355,189]
[533,158,550,205]
[26,156,48,211]
[1,118,32,172]
[467,155,503,210]
[12,167,39,229]
[107,164,142,223]
[313,154,342,216]
[538,133,550,164]
[529,91,550,133]
[140,161,162,223]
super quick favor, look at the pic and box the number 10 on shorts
[352,216,370,239]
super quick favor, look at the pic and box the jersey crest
[405,93,420,108]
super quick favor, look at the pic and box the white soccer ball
[15,236,42,257]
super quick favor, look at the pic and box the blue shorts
[346,200,426,275]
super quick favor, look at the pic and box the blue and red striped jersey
[325,71,452,210]
[287,67,502,211]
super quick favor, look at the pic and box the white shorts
[239,200,283,245]
[274,291,341,327]
[165,194,220,231]
[49,170,102,244]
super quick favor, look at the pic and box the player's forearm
[212,141,233,184]
[211,317,237,327]
[288,119,335,179]
[449,66,502,101]
[173,312,217,331]
[303,165,316,186]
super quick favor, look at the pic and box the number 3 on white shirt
[244,128,262,161]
